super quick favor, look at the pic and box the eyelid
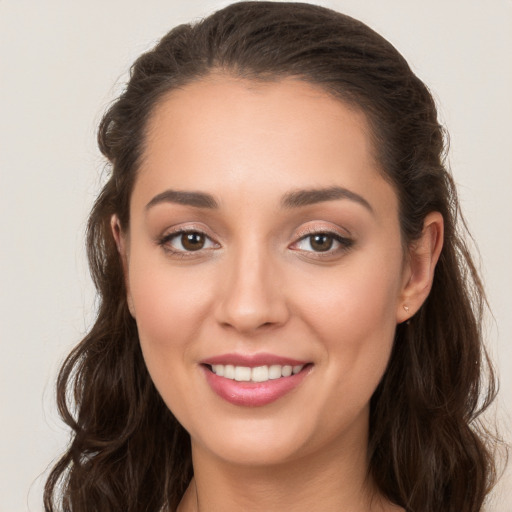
[156,221,353,258]
[158,222,210,238]
[293,220,353,241]
[289,222,354,256]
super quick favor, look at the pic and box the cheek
[127,256,214,363]
[126,258,219,420]
[294,250,403,393]
[310,281,397,381]
[299,261,401,340]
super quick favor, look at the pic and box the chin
[186,403,364,469]
[198,430,311,467]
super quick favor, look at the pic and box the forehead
[144,75,374,165]
[134,75,396,217]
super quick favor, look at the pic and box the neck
[178,426,399,512]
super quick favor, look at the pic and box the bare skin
[177,429,405,512]
[113,75,442,512]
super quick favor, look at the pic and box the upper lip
[201,352,310,367]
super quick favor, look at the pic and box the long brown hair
[44,2,501,511]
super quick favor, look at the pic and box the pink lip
[201,352,308,367]
[200,353,312,407]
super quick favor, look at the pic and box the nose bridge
[215,236,288,332]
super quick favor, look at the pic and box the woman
[44,2,501,511]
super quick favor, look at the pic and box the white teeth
[268,365,282,379]
[212,364,224,377]
[224,364,235,379]
[210,364,305,382]
[281,365,292,377]
[251,366,269,382]
[234,366,251,381]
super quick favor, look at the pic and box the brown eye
[159,229,218,254]
[309,234,334,252]
[181,232,205,251]
[291,230,353,256]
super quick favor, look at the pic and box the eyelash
[157,227,354,259]
[157,228,219,258]
[291,228,354,257]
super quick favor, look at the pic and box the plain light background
[1,1,511,510]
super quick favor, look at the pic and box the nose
[214,243,290,334]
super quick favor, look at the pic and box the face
[119,76,411,467]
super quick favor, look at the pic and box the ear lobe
[110,215,136,318]
[397,211,444,323]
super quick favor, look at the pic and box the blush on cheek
[130,270,211,359]
[131,264,183,311]
[304,270,398,377]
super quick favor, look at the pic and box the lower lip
[202,365,311,407]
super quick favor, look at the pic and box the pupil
[182,232,205,251]
[311,234,332,252]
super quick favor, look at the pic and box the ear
[111,214,136,318]
[396,211,444,324]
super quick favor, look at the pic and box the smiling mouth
[202,361,312,406]
[206,364,306,383]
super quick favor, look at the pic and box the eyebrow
[145,185,373,213]
[145,189,219,210]
[281,186,373,213]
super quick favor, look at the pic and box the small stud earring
[403,305,409,313]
